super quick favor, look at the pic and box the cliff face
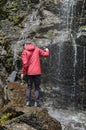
[0,0,85,76]
[0,0,86,109]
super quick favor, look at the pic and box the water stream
[48,108,86,130]
[81,0,86,17]
[44,0,86,129]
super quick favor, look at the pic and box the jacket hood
[24,44,35,51]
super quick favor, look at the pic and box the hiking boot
[26,101,30,106]
[34,102,39,107]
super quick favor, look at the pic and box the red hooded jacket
[21,44,50,75]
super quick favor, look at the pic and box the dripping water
[81,0,86,17]
[20,10,40,40]
[70,34,77,109]
[19,0,43,40]
[13,46,17,67]
[60,0,76,31]
[81,47,86,109]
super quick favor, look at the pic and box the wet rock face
[41,42,86,109]
[30,0,40,3]
[0,0,86,110]
[76,29,86,47]
[0,86,5,109]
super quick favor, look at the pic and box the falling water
[60,0,76,31]
[81,0,86,17]
[81,47,86,109]
[59,0,77,108]
[70,34,77,108]
[44,0,86,129]
[19,10,40,40]
[19,0,43,40]
[56,0,75,92]
[13,46,17,66]
[12,43,21,71]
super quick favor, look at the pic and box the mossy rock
[0,9,8,19]
[0,0,7,8]
[0,108,24,126]
[8,13,25,25]
[80,25,86,31]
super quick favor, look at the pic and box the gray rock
[7,71,17,82]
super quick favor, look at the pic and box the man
[21,42,50,106]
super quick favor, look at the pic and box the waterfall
[60,0,76,31]
[81,0,86,17]
[43,1,86,130]
[61,0,78,105]
[51,0,86,110]
[81,47,86,109]
[57,0,77,83]
[70,34,77,108]
[48,0,83,110]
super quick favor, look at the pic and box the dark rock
[0,86,5,109]
[3,107,62,130]
[7,71,17,82]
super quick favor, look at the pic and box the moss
[0,32,7,48]
[0,9,8,19]
[13,14,20,25]
[5,58,13,67]
[6,1,18,10]
[0,0,7,8]
[0,113,12,121]
[0,108,24,126]
[0,32,13,53]
[46,30,54,40]
[0,112,12,125]
[4,57,13,72]
[80,25,86,29]
[8,13,25,25]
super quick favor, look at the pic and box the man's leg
[26,75,33,105]
[34,75,41,106]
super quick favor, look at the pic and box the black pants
[26,75,41,103]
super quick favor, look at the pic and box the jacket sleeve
[21,50,28,65]
[21,51,28,74]
[21,65,28,74]
[39,48,50,57]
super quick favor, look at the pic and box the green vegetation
[80,25,86,29]
[0,113,12,121]
[0,112,12,125]
[0,0,7,8]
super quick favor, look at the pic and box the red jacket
[21,44,50,75]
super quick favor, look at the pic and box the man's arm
[39,48,50,57]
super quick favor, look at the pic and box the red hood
[24,44,35,51]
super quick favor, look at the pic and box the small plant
[0,113,12,121]
[0,112,12,125]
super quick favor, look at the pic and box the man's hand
[21,74,24,80]
[45,48,49,51]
